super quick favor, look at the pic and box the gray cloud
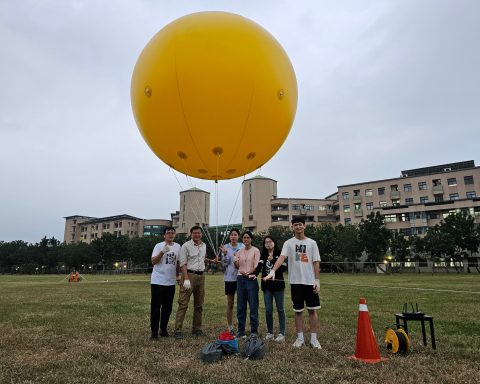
[1,0,479,242]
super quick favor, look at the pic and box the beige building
[65,161,480,243]
[63,214,172,244]
[242,176,338,233]
[174,187,210,234]
[338,160,480,235]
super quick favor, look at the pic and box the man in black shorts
[264,217,321,349]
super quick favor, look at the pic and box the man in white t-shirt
[150,227,181,340]
[264,217,322,349]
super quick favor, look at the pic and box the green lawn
[0,273,479,383]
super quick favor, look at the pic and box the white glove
[183,279,191,290]
[162,245,170,253]
[313,279,320,294]
[265,270,275,281]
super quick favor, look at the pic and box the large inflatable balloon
[131,11,297,180]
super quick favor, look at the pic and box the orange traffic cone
[348,298,388,363]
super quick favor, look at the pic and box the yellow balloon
[131,11,297,180]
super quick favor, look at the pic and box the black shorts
[291,284,321,312]
[225,281,237,295]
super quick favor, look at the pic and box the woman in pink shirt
[234,231,261,338]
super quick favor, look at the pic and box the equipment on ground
[243,334,267,360]
[385,327,411,354]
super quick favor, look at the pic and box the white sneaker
[310,338,322,349]
[274,334,285,342]
[292,338,305,348]
[264,333,274,341]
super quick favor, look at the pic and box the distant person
[219,228,244,333]
[150,227,181,340]
[235,231,261,338]
[264,217,321,349]
[174,226,207,339]
[257,235,287,342]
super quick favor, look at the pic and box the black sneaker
[160,330,169,338]
[192,329,206,336]
[236,332,247,339]
[149,335,158,341]
[174,332,183,340]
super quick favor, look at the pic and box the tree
[305,224,336,261]
[334,224,362,262]
[390,232,411,262]
[441,212,480,260]
[358,212,391,262]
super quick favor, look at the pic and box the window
[343,205,351,213]
[390,184,398,191]
[449,193,459,201]
[432,179,442,186]
[447,178,457,186]
[366,202,373,210]
[365,189,373,197]
[418,181,427,190]
[342,192,349,200]
[353,189,360,196]
[405,198,414,204]
[344,218,352,225]
[428,213,439,220]
[354,203,361,210]
[292,204,301,210]
[384,214,397,223]
[378,187,385,195]
[392,199,400,206]
[464,175,474,185]
[404,184,412,192]
[304,204,315,211]
[379,201,387,207]
[466,191,477,199]
[435,195,444,202]
[420,196,428,203]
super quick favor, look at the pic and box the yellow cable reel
[385,328,410,354]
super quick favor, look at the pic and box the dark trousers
[150,284,175,336]
[237,276,259,334]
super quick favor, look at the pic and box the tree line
[1,212,479,274]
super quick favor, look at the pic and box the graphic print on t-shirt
[265,259,274,274]
[165,252,176,265]
[295,244,308,263]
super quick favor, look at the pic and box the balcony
[271,204,289,212]
[353,195,362,203]
[390,191,400,199]
[432,185,444,194]
[354,208,364,217]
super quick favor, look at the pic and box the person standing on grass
[218,228,244,333]
[234,231,261,338]
[150,227,181,340]
[257,235,287,342]
[174,226,207,339]
[264,217,322,349]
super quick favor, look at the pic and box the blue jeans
[263,289,286,335]
[236,276,259,334]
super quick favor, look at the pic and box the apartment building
[338,161,480,235]
[65,160,480,243]
[63,214,172,244]
[242,176,338,233]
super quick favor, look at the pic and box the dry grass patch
[1,273,479,383]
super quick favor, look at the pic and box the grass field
[1,273,479,384]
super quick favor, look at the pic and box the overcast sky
[1,0,479,243]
